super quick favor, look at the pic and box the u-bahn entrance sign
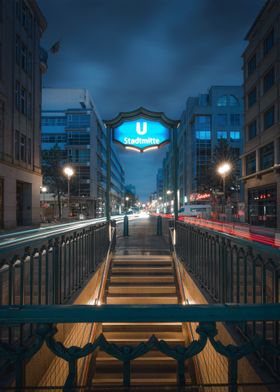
[104,107,179,221]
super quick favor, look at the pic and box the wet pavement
[115,216,169,255]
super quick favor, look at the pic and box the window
[217,131,227,139]
[248,87,257,107]
[216,114,227,127]
[196,131,211,140]
[27,138,31,164]
[15,81,20,110]
[248,54,256,76]
[20,134,26,162]
[15,130,20,160]
[230,131,240,140]
[248,119,257,140]
[41,116,66,126]
[263,67,274,94]
[260,142,274,170]
[21,42,27,71]
[228,95,239,106]
[264,106,274,130]
[217,95,227,107]
[27,93,32,119]
[263,29,274,56]
[230,114,240,126]
[246,152,256,175]
[15,36,20,65]
[67,114,91,128]
[27,51,32,76]
[22,2,27,29]
[20,87,26,115]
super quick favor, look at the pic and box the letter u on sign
[136,122,147,136]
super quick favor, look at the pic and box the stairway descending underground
[90,254,195,388]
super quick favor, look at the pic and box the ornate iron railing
[173,220,280,379]
[0,221,114,346]
[0,304,279,391]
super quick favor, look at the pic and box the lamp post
[63,166,74,216]
[41,186,47,203]
[166,190,173,213]
[217,162,231,215]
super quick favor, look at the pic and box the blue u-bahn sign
[105,107,178,152]
[113,118,170,152]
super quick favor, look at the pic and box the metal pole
[106,126,111,221]
[223,175,226,214]
[68,176,70,216]
[172,127,178,222]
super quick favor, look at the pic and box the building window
[230,114,240,126]
[230,131,240,140]
[248,119,257,140]
[15,35,20,65]
[196,131,211,140]
[263,67,274,94]
[15,81,20,110]
[263,29,274,56]
[27,92,32,119]
[41,116,66,126]
[15,130,20,160]
[228,95,239,106]
[263,106,274,130]
[20,134,26,161]
[247,54,256,76]
[27,137,31,164]
[246,152,256,175]
[248,87,257,108]
[217,131,227,139]
[20,87,26,115]
[217,95,227,107]
[21,42,27,71]
[260,142,274,170]
[216,114,227,127]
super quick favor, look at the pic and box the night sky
[38,0,265,200]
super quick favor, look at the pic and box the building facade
[242,0,280,230]
[177,86,243,209]
[42,88,124,219]
[0,0,47,228]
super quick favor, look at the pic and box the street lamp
[41,186,47,204]
[63,166,74,216]
[217,162,231,214]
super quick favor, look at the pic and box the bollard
[123,215,129,236]
[156,215,162,236]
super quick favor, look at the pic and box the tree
[42,144,67,219]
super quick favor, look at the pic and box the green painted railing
[0,304,279,391]
[0,220,114,347]
[173,220,280,380]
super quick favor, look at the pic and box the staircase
[91,254,194,388]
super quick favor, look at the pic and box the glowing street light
[63,166,74,215]
[217,162,232,213]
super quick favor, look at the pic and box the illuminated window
[217,95,239,107]
[230,131,240,140]
[217,95,227,107]
[217,131,227,139]
[196,131,211,140]
[228,95,239,106]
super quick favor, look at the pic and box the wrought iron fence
[0,221,112,346]
[173,220,280,379]
[0,304,279,391]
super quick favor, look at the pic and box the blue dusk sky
[38,0,265,200]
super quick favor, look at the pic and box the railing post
[228,358,238,392]
[53,238,60,304]
[123,215,129,236]
[156,215,162,236]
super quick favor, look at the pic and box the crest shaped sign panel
[113,118,170,151]
[105,107,178,153]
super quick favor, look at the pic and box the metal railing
[173,219,280,379]
[0,220,114,347]
[0,304,279,391]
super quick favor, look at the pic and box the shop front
[248,184,277,228]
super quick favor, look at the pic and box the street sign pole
[106,126,111,222]
[172,126,178,222]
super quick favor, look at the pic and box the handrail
[1,303,280,324]
[94,225,116,305]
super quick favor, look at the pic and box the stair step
[108,286,176,294]
[97,349,178,360]
[106,296,178,304]
[110,276,175,283]
[102,323,182,332]
[112,260,172,265]
[104,331,183,340]
[113,255,172,261]
[111,267,173,274]
[93,373,192,385]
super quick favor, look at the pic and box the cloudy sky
[38,0,265,200]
